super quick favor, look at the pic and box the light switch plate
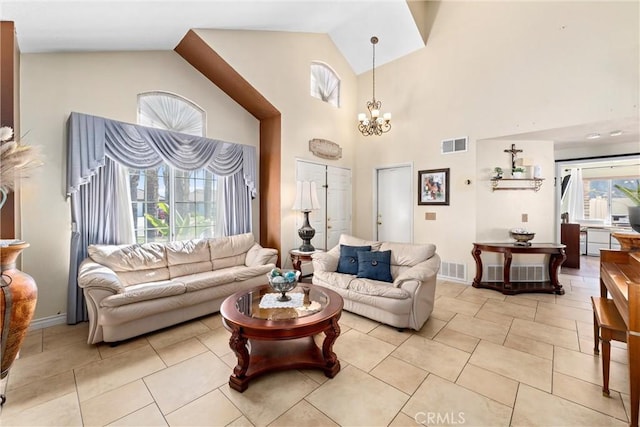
[425,212,436,220]
[522,213,528,222]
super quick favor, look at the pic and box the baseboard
[29,313,67,331]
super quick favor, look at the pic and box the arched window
[138,91,206,135]
[310,61,340,107]
[132,91,218,242]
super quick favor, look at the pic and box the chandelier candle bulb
[383,113,391,120]
[372,109,380,118]
[358,113,366,121]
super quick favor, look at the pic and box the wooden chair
[591,296,627,396]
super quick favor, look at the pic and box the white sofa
[78,233,277,344]
[312,234,440,330]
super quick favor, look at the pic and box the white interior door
[296,161,327,250]
[376,165,412,243]
[326,166,351,249]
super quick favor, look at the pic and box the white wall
[20,51,259,320]
[555,140,640,160]
[194,30,358,259]
[352,0,639,271]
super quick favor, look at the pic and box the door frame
[373,162,414,242]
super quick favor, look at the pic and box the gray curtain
[67,158,128,324]
[67,112,257,195]
[222,171,253,236]
[66,112,257,324]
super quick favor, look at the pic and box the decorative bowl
[267,269,301,301]
[510,229,535,246]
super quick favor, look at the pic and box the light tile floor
[0,257,632,426]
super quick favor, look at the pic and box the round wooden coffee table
[220,284,343,392]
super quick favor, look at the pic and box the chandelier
[358,36,391,136]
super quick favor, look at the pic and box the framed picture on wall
[418,168,450,205]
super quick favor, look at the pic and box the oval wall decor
[309,138,342,160]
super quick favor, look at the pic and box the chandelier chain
[371,37,376,102]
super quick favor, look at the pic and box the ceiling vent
[441,136,468,154]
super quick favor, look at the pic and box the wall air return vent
[441,136,468,154]
[439,261,466,282]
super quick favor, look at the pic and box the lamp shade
[292,181,321,211]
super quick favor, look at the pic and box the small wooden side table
[289,249,324,275]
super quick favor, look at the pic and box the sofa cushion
[313,270,352,290]
[337,245,371,275]
[100,280,186,307]
[177,270,237,292]
[226,264,275,281]
[89,242,167,271]
[209,233,255,269]
[357,250,393,283]
[379,242,436,267]
[348,278,410,299]
[339,234,382,251]
[169,261,214,279]
[166,239,211,265]
[117,268,170,287]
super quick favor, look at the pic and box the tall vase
[0,242,37,401]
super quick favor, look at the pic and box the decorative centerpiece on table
[267,268,301,301]
[510,228,535,246]
[0,126,42,406]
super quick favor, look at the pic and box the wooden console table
[472,243,566,295]
[600,249,639,427]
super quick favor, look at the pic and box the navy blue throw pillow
[337,245,371,275]
[357,250,393,283]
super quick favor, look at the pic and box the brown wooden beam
[174,30,281,261]
[0,21,17,239]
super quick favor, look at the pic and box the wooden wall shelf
[491,178,544,192]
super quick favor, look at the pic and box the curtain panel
[66,112,258,324]
[66,112,257,196]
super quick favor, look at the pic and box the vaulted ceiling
[0,0,426,74]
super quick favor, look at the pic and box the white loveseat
[312,234,440,330]
[78,233,277,344]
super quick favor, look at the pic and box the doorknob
[327,225,332,229]
[377,221,383,225]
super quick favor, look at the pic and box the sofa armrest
[311,249,340,273]
[245,243,278,267]
[78,258,125,294]
[393,254,441,288]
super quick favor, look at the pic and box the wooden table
[289,249,324,275]
[472,242,566,295]
[220,284,343,392]
[600,249,639,427]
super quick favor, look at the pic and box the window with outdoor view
[131,92,217,243]
[584,177,637,224]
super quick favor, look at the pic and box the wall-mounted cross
[504,144,523,170]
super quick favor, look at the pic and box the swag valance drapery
[66,111,257,196]
[66,112,258,325]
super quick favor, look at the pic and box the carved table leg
[291,254,302,272]
[322,316,341,378]
[503,250,513,291]
[471,245,483,288]
[549,250,566,295]
[228,325,250,392]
